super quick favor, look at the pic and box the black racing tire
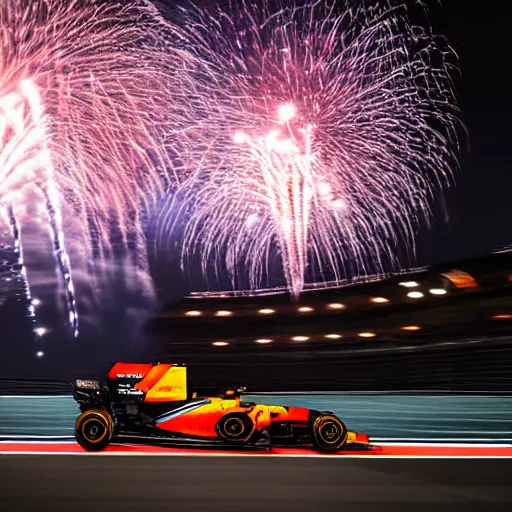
[75,409,113,451]
[216,412,255,443]
[310,413,348,453]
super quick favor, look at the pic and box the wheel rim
[317,418,345,446]
[222,417,245,439]
[81,416,108,444]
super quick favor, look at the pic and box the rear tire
[216,412,255,443]
[75,409,113,451]
[310,413,348,453]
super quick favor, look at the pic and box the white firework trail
[161,0,463,298]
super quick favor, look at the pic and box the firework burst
[166,0,462,297]
[0,0,184,336]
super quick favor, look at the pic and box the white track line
[0,395,72,399]
[1,440,511,448]
[0,435,75,439]
[2,393,512,398]
[1,440,511,447]
[372,437,512,442]
[2,435,511,443]
[377,442,512,447]
[0,451,510,459]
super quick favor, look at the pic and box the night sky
[153,0,512,296]
[0,0,510,377]
[415,1,511,265]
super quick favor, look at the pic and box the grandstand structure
[147,249,512,391]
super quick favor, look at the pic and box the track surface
[2,393,512,511]
[2,394,512,439]
[1,455,511,511]
[1,440,511,457]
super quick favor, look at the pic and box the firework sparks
[167,0,462,297]
[0,0,184,336]
[232,104,316,297]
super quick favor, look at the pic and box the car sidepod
[155,397,259,441]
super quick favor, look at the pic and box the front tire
[75,409,113,451]
[216,412,255,443]
[310,413,348,453]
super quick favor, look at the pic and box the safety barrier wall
[1,393,512,441]
[0,379,71,396]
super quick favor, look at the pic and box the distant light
[215,310,233,317]
[34,327,47,336]
[32,298,41,306]
[212,341,229,347]
[258,308,275,315]
[358,332,376,338]
[442,270,478,289]
[429,288,447,295]
[292,336,310,341]
[407,291,424,299]
[327,303,345,310]
[185,310,202,317]
[493,314,512,320]
[325,334,342,339]
[370,297,389,304]
[256,338,273,344]
[401,325,422,331]
[297,306,314,313]
[36,351,44,358]
[399,281,419,288]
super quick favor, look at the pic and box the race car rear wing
[70,379,111,410]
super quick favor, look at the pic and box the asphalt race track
[0,455,511,511]
[1,393,512,511]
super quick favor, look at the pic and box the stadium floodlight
[399,281,419,288]
[370,297,389,304]
[258,308,276,314]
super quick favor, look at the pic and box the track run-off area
[0,440,511,458]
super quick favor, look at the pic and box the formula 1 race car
[71,362,370,453]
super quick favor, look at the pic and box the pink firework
[0,0,184,336]
[168,0,462,297]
